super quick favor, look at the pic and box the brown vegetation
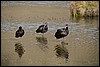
[70,1,99,18]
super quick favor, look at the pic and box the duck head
[19,26,22,30]
[44,22,48,26]
[65,24,68,30]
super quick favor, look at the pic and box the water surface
[1,1,99,66]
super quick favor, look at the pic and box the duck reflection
[15,42,25,58]
[54,41,69,62]
[36,36,48,44]
[36,36,48,51]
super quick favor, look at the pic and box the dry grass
[70,1,99,18]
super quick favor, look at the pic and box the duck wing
[36,25,44,33]
[15,30,20,37]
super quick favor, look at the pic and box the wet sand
[1,4,99,66]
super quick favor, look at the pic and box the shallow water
[1,17,99,66]
[1,2,99,66]
[1,1,70,8]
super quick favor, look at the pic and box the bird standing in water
[15,26,24,38]
[36,22,48,35]
[55,24,69,39]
